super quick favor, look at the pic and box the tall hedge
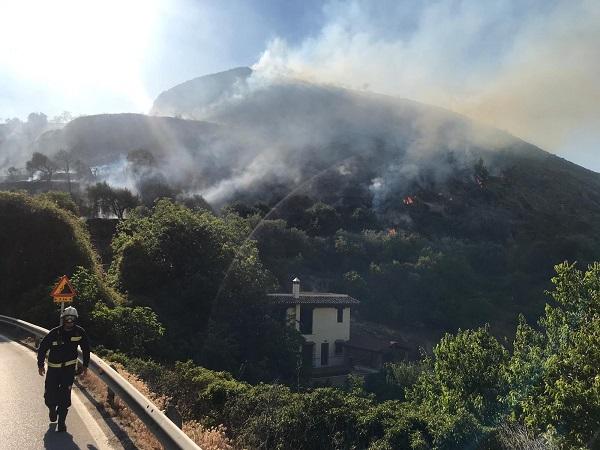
[0,191,101,327]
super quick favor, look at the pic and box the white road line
[0,333,116,450]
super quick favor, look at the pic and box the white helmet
[61,306,78,319]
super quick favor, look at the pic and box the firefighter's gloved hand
[38,366,45,376]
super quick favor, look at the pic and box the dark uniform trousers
[37,324,90,423]
[44,365,76,410]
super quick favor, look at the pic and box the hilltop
[151,66,252,118]
[30,68,600,337]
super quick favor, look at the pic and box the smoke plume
[253,0,600,168]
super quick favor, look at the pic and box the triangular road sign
[50,275,77,303]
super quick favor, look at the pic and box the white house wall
[303,306,350,368]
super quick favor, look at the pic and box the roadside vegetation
[1,191,598,448]
[97,262,598,449]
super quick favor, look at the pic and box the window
[337,307,344,323]
[334,341,344,356]
[299,306,313,334]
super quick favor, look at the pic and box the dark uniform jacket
[37,325,90,369]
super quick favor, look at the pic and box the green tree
[87,182,139,219]
[251,219,310,284]
[26,152,57,182]
[503,315,546,422]
[36,191,79,215]
[527,318,600,446]
[137,174,178,207]
[68,265,120,319]
[306,202,342,236]
[177,194,213,212]
[408,326,509,447]
[6,166,20,181]
[273,194,314,230]
[91,303,165,356]
[110,199,300,381]
[349,207,379,232]
[511,262,600,447]
[54,149,75,193]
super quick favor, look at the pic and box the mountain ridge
[151,66,253,118]
[26,69,600,335]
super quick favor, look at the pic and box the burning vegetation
[403,196,415,205]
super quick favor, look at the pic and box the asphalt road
[0,333,114,450]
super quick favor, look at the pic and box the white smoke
[253,0,600,170]
[93,156,136,191]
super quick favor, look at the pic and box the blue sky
[0,0,327,119]
[0,0,598,171]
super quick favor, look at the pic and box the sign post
[50,275,77,325]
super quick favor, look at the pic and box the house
[268,278,360,379]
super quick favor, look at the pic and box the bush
[90,303,165,356]
[109,199,301,382]
[0,191,100,327]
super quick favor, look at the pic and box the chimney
[292,277,300,298]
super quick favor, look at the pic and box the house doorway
[321,342,329,366]
[302,343,314,368]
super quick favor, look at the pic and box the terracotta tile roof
[268,292,360,306]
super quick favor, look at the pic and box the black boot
[57,407,68,432]
[48,406,57,422]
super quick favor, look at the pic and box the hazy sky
[0,0,598,171]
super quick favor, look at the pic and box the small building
[345,334,410,372]
[268,278,360,379]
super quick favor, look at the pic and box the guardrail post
[107,364,118,407]
[107,386,116,407]
[165,403,182,429]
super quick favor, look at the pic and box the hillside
[32,68,600,337]
[151,66,252,118]
[148,70,600,227]
[34,113,242,193]
[149,68,600,335]
[37,113,220,165]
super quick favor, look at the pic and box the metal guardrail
[0,314,202,450]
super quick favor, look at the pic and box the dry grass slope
[79,363,236,449]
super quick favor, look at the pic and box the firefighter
[37,306,90,432]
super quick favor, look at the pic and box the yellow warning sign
[50,275,77,303]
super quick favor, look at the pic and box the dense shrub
[104,262,598,449]
[0,191,99,326]
[109,199,302,382]
[98,352,433,450]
